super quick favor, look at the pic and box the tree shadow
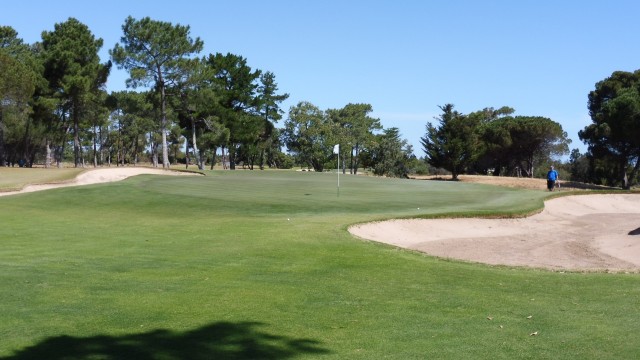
[1,321,330,360]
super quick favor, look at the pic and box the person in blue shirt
[547,166,559,191]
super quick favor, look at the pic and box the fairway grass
[0,171,638,359]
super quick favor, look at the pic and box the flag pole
[337,150,340,197]
[333,144,340,197]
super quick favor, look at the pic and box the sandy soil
[0,167,198,197]
[411,174,613,191]
[350,194,640,272]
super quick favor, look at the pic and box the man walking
[547,166,559,191]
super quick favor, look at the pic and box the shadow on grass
[1,321,330,359]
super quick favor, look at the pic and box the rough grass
[0,167,83,192]
[0,170,638,359]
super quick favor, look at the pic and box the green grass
[0,170,638,359]
[0,167,84,192]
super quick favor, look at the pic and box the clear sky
[3,0,640,157]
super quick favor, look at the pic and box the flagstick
[337,151,340,197]
[333,144,340,197]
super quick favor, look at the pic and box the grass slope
[0,168,84,192]
[0,171,638,359]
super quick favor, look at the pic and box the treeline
[282,101,415,177]
[0,16,416,176]
[1,17,638,186]
[422,81,640,189]
[576,70,640,189]
[422,104,570,180]
[0,17,292,170]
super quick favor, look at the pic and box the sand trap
[0,167,198,197]
[350,194,640,272]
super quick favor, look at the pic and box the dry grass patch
[411,174,615,191]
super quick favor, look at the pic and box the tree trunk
[350,147,354,174]
[312,158,323,172]
[57,142,63,168]
[221,147,227,169]
[99,125,104,166]
[158,73,170,169]
[0,111,5,166]
[21,116,31,166]
[152,141,159,168]
[229,144,237,170]
[73,102,81,168]
[58,125,70,168]
[525,156,534,178]
[173,145,178,167]
[259,149,265,170]
[45,139,51,168]
[185,144,190,169]
[210,147,217,170]
[117,121,123,167]
[353,144,360,175]
[191,117,204,170]
[623,157,639,190]
[93,124,98,167]
[53,142,64,169]
[132,137,138,165]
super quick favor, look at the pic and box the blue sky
[3,0,640,157]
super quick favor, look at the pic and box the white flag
[333,144,340,154]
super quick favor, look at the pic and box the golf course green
[0,170,638,359]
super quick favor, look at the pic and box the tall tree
[369,127,411,178]
[86,90,109,167]
[327,103,381,174]
[173,58,217,170]
[580,70,640,188]
[467,106,515,175]
[111,16,203,168]
[282,101,330,172]
[0,26,25,51]
[255,71,289,169]
[41,18,110,167]
[568,148,590,183]
[2,27,54,167]
[480,116,569,177]
[107,90,155,166]
[421,104,480,180]
[256,71,289,124]
[506,116,570,177]
[198,118,230,169]
[0,27,38,166]
[205,52,262,169]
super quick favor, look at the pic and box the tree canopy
[0,49,36,166]
[369,127,412,178]
[111,16,203,168]
[327,103,381,175]
[282,101,329,172]
[42,17,111,167]
[579,70,640,188]
[0,16,604,181]
[422,104,570,179]
[421,104,480,180]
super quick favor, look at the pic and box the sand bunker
[0,167,197,197]
[350,194,640,272]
